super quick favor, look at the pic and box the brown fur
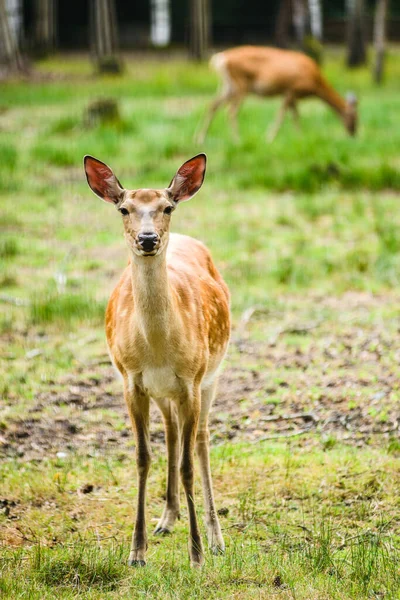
[85,154,230,567]
[196,45,358,142]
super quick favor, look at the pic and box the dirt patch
[2,293,400,462]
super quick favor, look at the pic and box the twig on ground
[252,427,313,443]
[268,321,322,345]
[236,305,271,337]
[0,294,29,306]
[259,412,318,423]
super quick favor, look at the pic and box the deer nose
[138,233,158,252]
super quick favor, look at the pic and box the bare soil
[1,293,399,462]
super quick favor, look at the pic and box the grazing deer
[196,46,358,143]
[84,153,230,567]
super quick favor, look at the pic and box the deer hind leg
[126,380,151,567]
[267,93,295,142]
[154,397,180,535]
[195,92,232,144]
[227,95,243,143]
[197,379,224,554]
[177,388,204,567]
[290,100,301,130]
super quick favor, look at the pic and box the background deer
[196,46,358,143]
[84,153,230,567]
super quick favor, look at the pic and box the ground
[1,48,400,599]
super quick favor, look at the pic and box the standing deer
[84,153,230,567]
[196,46,358,143]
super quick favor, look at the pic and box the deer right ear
[84,155,124,204]
[167,154,207,203]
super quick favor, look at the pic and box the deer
[196,46,358,143]
[84,153,230,568]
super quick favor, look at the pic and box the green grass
[1,444,400,599]
[0,49,400,315]
[1,47,400,599]
[30,291,106,325]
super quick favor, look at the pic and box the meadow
[1,47,400,598]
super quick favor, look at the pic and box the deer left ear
[167,153,207,203]
[84,155,124,204]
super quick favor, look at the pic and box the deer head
[344,93,358,136]
[84,154,207,257]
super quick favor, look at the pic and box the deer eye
[164,206,173,215]
[119,207,129,216]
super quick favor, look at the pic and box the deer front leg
[227,96,243,143]
[154,397,180,534]
[125,380,151,567]
[195,93,231,144]
[197,380,224,555]
[177,389,204,567]
[267,93,293,142]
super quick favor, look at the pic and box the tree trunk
[151,0,171,47]
[34,0,56,57]
[90,0,121,73]
[275,0,292,48]
[292,0,323,63]
[346,0,367,67]
[0,0,22,70]
[292,0,307,48]
[189,0,211,61]
[308,0,322,41]
[373,0,388,83]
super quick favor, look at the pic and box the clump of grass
[30,291,105,325]
[32,543,126,591]
[0,238,19,259]
[31,142,76,167]
[387,437,400,455]
[0,142,17,171]
[0,273,18,288]
[49,115,79,135]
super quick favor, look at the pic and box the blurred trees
[275,0,292,47]
[0,0,23,71]
[90,0,121,73]
[189,0,211,60]
[308,0,322,42]
[283,0,323,62]
[151,0,171,47]
[34,0,57,57]
[346,0,367,66]
[373,0,388,82]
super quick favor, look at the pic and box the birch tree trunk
[346,0,367,67]
[308,0,322,41]
[0,0,22,70]
[151,0,171,47]
[292,0,307,48]
[292,0,323,62]
[189,0,211,61]
[373,0,388,83]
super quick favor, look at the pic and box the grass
[30,291,106,325]
[1,47,400,599]
[1,444,400,599]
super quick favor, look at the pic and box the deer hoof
[210,543,225,555]
[128,558,146,567]
[154,526,171,536]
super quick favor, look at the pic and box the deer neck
[130,249,172,345]
[316,79,347,119]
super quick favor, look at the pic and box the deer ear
[84,155,124,204]
[167,154,206,203]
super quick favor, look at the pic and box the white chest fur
[139,367,181,399]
